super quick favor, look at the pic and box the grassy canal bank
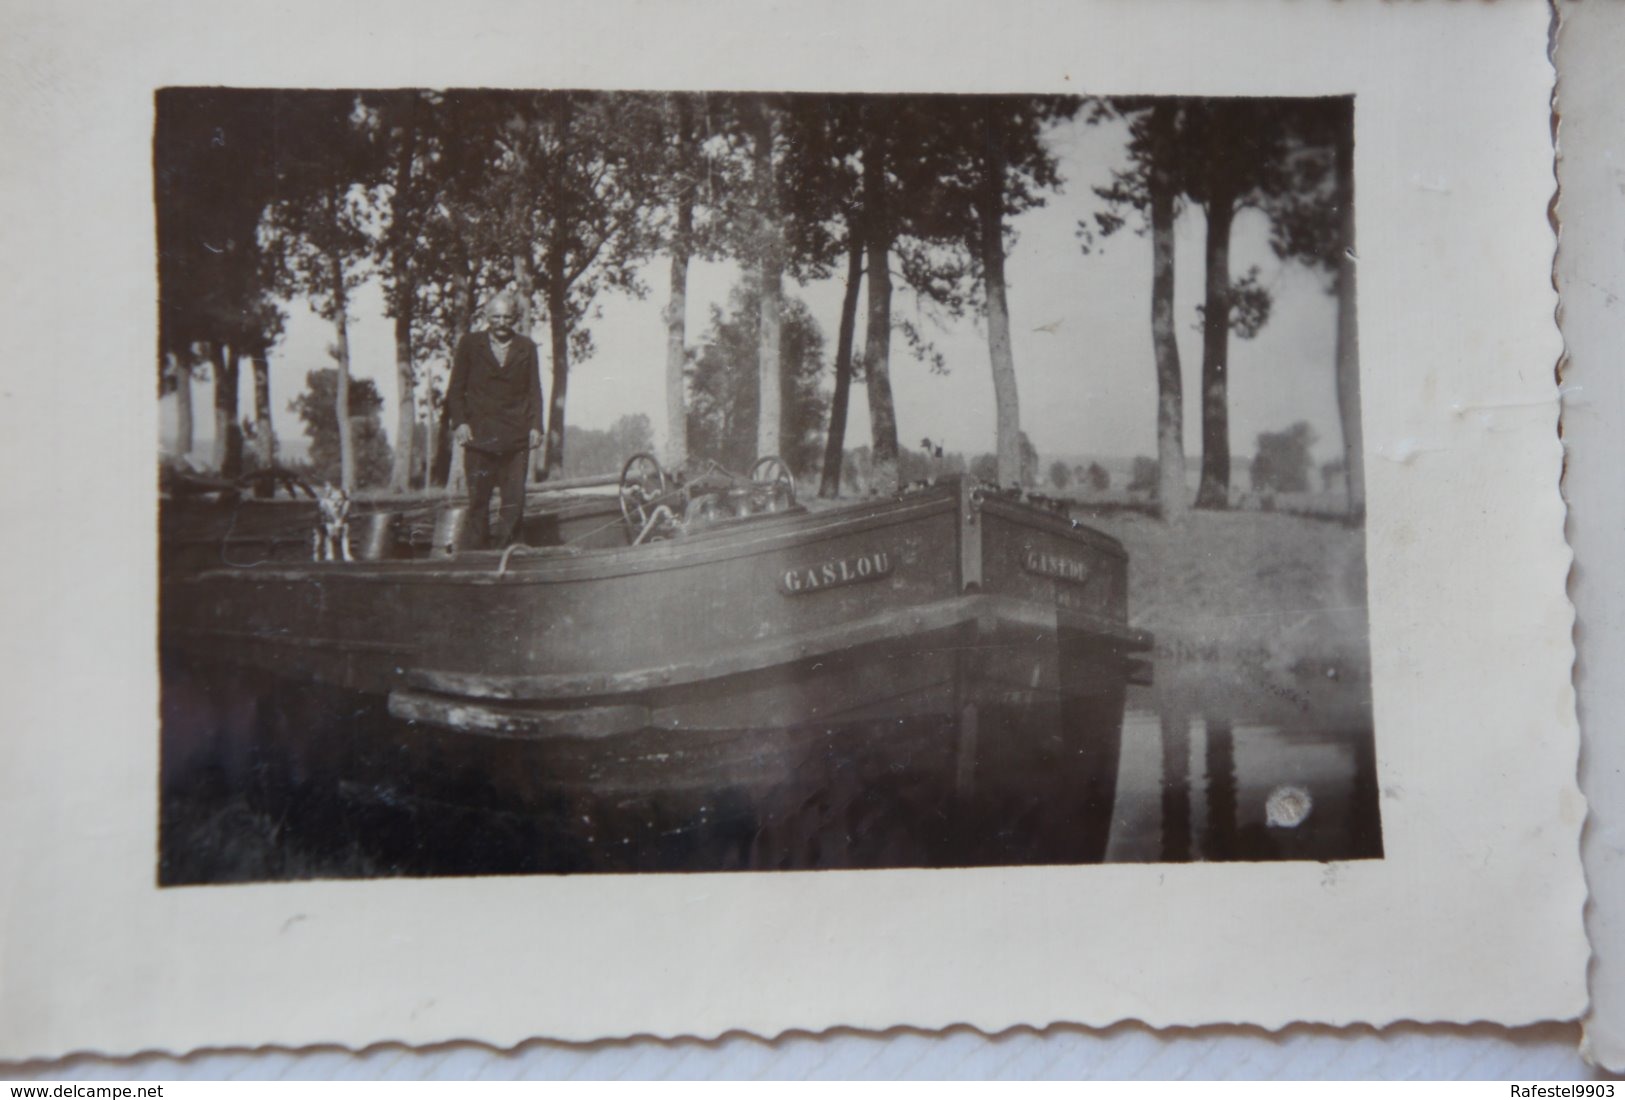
[1085,509,1370,677]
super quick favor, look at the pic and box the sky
[160,113,1347,471]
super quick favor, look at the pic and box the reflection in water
[1106,670,1381,863]
[1157,697,1191,863]
[160,650,1380,884]
[1205,718,1237,861]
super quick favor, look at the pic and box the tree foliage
[557,414,657,479]
[1082,97,1338,511]
[155,90,288,476]
[289,369,394,488]
[260,91,379,320]
[470,92,666,473]
[1082,99,1301,341]
[967,431,1039,487]
[686,281,829,479]
[1128,456,1160,495]
[1263,98,1350,284]
[1250,422,1317,494]
[920,97,1078,486]
[155,89,285,377]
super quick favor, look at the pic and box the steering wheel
[619,452,669,540]
[749,455,796,512]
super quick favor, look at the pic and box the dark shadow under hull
[160,646,1130,884]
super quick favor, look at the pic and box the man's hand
[454,423,473,445]
[529,429,542,451]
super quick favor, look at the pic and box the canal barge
[160,464,1151,742]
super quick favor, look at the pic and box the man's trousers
[464,445,528,548]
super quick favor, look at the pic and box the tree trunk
[864,234,899,495]
[1334,105,1364,521]
[819,231,865,498]
[664,96,695,473]
[1203,716,1237,861]
[1149,106,1187,521]
[758,261,783,461]
[171,351,193,457]
[390,307,415,492]
[664,154,693,473]
[512,252,535,333]
[981,106,1021,490]
[250,349,273,495]
[208,341,226,470]
[861,127,900,495]
[1193,191,1236,510]
[209,341,243,477]
[436,369,468,496]
[251,352,272,464]
[508,250,547,482]
[753,102,783,462]
[452,264,475,336]
[387,112,420,494]
[536,95,577,481]
[663,249,690,472]
[543,256,570,478]
[223,346,244,478]
[425,401,441,488]
[1159,695,1192,862]
[438,266,474,494]
[501,102,539,336]
[328,250,356,493]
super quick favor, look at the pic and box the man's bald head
[487,293,521,339]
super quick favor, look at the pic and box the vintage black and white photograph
[3,0,1589,1062]
[156,88,1379,884]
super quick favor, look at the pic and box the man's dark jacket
[445,331,545,453]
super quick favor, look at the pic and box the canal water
[159,653,1380,885]
[1107,663,1379,864]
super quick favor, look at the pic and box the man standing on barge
[447,293,544,548]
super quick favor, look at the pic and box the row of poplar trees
[156,90,1359,519]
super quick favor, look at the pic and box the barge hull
[163,482,1148,735]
